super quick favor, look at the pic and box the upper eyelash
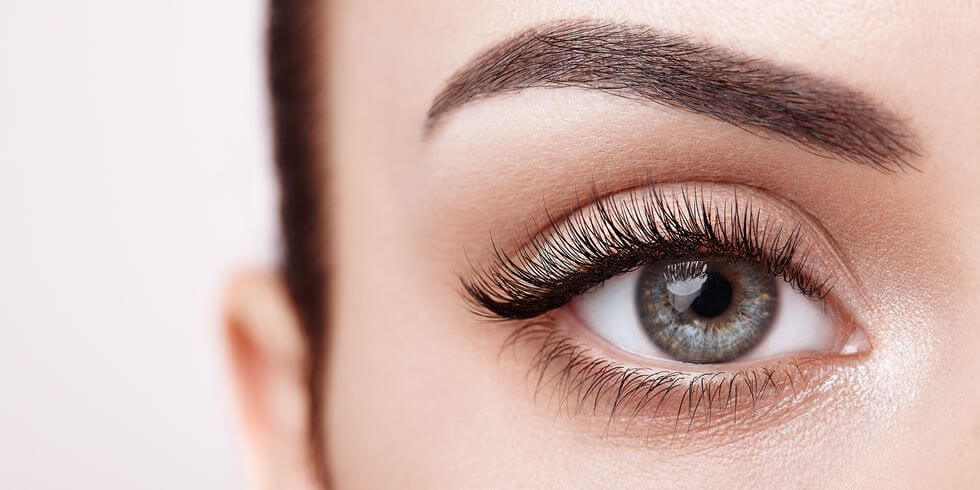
[463,184,831,320]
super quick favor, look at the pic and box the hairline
[267,0,330,485]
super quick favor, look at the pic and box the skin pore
[226,1,980,488]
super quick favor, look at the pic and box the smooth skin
[226,1,980,488]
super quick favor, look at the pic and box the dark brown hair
[267,0,329,484]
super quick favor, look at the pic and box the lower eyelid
[501,314,859,445]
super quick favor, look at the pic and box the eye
[463,183,871,371]
[571,258,839,364]
[463,183,872,437]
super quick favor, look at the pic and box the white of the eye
[570,268,837,362]
[570,269,663,358]
[741,281,834,361]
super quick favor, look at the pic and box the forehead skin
[321,1,979,487]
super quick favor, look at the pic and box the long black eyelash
[504,319,820,439]
[464,185,830,319]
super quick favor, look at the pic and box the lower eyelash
[503,317,830,442]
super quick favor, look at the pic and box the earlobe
[223,271,320,490]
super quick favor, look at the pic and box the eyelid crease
[760,187,871,309]
[462,181,852,321]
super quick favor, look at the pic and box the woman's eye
[571,258,840,364]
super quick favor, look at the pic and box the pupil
[689,272,732,318]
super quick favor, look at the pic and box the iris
[635,259,778,363]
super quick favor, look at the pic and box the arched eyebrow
[426,20,919,172]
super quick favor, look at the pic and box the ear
[223,271,320,490]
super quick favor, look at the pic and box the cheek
[326,204,559,485]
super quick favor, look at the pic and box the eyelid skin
[462,181,873,446]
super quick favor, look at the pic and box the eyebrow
[426,20,919,171]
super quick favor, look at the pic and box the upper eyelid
[462,181,859,320]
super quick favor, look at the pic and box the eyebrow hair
[427,20,919,171]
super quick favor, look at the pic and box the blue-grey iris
[635,259,778,363]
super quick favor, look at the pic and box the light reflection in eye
[571,258,842,364]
